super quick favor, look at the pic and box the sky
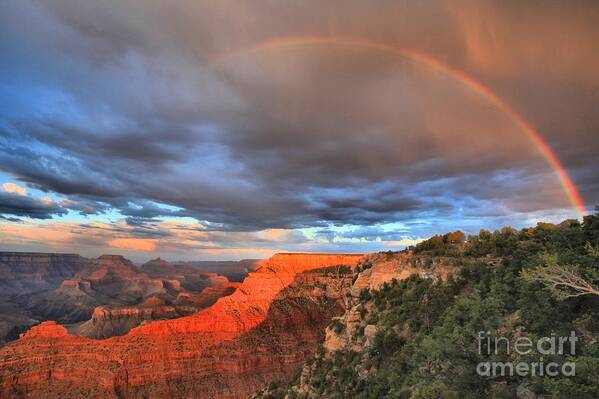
[0,0,598,261]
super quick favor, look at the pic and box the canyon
[0,253,250,344]
[0,252,89,345]
[0,252,364,398]
[170,259,262,282]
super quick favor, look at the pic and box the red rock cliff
[0,253,362,398]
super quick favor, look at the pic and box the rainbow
[213,36,586,218]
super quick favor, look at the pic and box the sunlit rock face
[0,253,363,399]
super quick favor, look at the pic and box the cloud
[0,215,22,222]
[108,238,157,252]
[0,222,76,246]
[0,191,67,219]
[0,218,313,260]
[58,197,110,215]
[383,238,424,247]
[0,0,596,257]
[2,182,27,196]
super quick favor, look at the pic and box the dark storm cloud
[0,215,22,222]
[0,0,597,234]
[0,191,67,219]
[58,197,111,215]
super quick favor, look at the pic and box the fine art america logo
[476,331,578,377]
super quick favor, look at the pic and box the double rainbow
[213,36,586,218]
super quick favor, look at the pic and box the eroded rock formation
[0,253,363,398]
[0,252,89,345]
[0,253,240,344]
[0,252,88,296]
[253,252,459,398]
[170,259,263,282]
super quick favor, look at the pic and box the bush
[359,288,371,302]
[330,319,345,334]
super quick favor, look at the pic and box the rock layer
[0,253,363,398]
[0,252,88,295]
[0,252,90,345]
[254,252,459,398]
[0,253,241,344]
[171,259,263,282]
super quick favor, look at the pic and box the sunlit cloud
[108,238,157,252]
[2,182,27,196]
[383,238,425,247]
[0,222,77,248]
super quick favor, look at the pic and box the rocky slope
[0,253,239,344]
[253,252,459,398]
[24,255,173,322]
[0,252,89,296]
[254,217,599,398]
[69,280,239,339]
[69,303,189,339]
[54,256,240,339]
[172,259,263,282]
[141,258,234,291]
[0,252,90,344]
[0,253,363,398]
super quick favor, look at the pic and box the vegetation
[261,208,599,398]
[523,251,599,299]
[413,230,466,256]
[306,265,353,276]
